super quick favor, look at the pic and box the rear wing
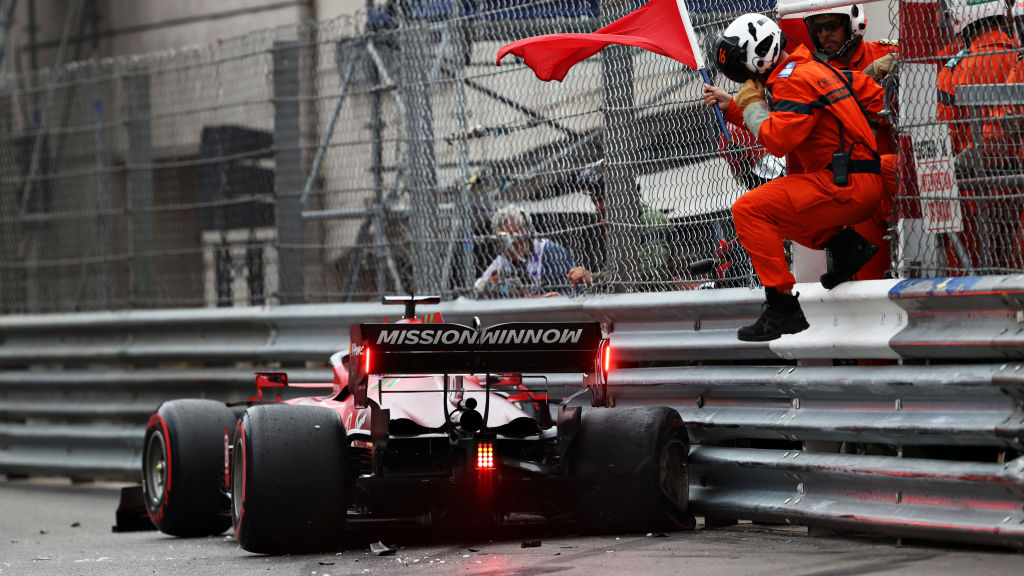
[348,321,606,407]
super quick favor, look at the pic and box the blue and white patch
[777,61,796,79]
[946,48,969,68]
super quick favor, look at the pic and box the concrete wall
[3,0,369,73]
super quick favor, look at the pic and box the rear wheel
[142,399,237,536]
[232,404,348,554]
[570,406,692,535]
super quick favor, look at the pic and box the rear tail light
[602,342,611,376]
[476,442,494,469]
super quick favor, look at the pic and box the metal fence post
[273,40,306,304]
[600,1,642,291]
[0,90,25,313]
[398,12,441,296]
[451,0,475,292]
[123,65,156,308]
[365,39,390,299]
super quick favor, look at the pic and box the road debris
[370,541,397,556]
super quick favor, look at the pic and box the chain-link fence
[1,1,1021,314]
[894,0,1024,278]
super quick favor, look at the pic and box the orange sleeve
[850,70,885,120]
[936,66,956,123]
[723,100,746,127]
[750,78,819,158]
[981,58,1024,161]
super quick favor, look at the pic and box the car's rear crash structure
[139,296,692,554]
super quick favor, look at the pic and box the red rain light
[364,347,371,373]
[477,442,494,469]
[603,343,611,374]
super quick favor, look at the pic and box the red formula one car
[139,296,691,554]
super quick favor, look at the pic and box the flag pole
[676,0,730,141]
[699,68,730,141]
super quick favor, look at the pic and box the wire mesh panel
[895,0,1024,277]
[0,1,1021,314]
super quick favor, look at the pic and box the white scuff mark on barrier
[772,279,903,360]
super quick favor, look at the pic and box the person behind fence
[957,0,1024,270]
[980,2,1024,175]
[474,204,576,298]
[566,162,674,289]
[803,3,898,73]
[939,0,1016,158]
[703,13,885,342]
[937,0,1017,272]
[801,3,900,280]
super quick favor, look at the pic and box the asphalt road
[1,477,1021,576]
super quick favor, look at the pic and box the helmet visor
[806,14,849,35]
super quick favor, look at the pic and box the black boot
[819,228,878,289]
[737,288,810,342]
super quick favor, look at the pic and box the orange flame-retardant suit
[936,26,1016,272]
[823,38,899,281]
[982,54,1024,160]
[976,52,1024,271]
[938,28,1016,156]
[724,44,884,292]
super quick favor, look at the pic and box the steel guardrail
[689,446,1024,549]
[2,276,1024,548]
[609,364,1024,449]
[2,276,1022,365]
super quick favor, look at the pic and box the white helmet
[1013,0,1024,17]
[711,13,783,83]
[943,0,1008,36]
[802,3,867,58]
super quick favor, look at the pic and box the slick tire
[232,404,348,554]
[142,399,238,536]
[570,406,693,535]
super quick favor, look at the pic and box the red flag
[496,0,702,82]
